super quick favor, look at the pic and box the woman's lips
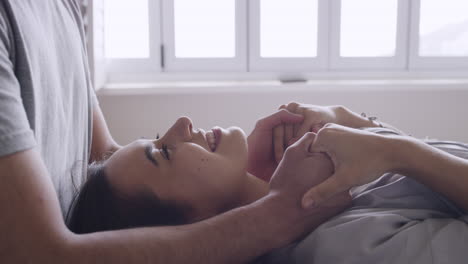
[206,128,222,152]
[212,127,222,151]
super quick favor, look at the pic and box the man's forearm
[389,136,468,212]
[1,150,305,264]
[90,105,121,162]
[65,194,303,264]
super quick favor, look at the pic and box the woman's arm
[273,103,405,162]
[339,106,406,134]
[247,109,303,181]
[390,136,468,212]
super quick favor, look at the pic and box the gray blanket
[262,131,468,264]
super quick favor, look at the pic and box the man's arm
[0,149,314,264]
[302,124,468,212]
[89,104,121,163]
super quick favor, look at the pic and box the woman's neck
[235,172,269,207]
[199,172,269,221]
[213,172,268,216]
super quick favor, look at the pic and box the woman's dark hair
[66,161,190,234]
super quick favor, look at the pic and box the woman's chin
[227,126,246,138]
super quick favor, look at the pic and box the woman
[66,107,353,234]
[67,103,468,263]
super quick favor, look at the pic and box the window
[161,0,247,71]
[419,0,468,57]
[329,0,408,70]
[260,0,318,58]
[249,0,327,72]
[174,0,236,58]
[409,0,468,69]
[105,0,150,58]
[340,0,398,57]
[101,0,468,79]
[104,0,161,73]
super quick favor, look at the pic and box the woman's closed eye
[152,139,172,160]
[154,134,170,160]
[161,144,171,160]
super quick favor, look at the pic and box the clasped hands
[247,103,395,212]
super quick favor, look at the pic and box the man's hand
[268,132,352,238]
[247,109,303,181]
[302,124,394,209]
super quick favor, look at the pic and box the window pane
[340,0,398,57]
[174,0,235,58]
[104,0,150,59]
[260,0,318,58]
[419,0,468,57]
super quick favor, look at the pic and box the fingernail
[303,198,315,209]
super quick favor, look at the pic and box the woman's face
[104,117,249,220]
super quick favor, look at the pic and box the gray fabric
[0,0,95,216]
[263,130,468,264]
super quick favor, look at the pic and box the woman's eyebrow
[144,144,159,167]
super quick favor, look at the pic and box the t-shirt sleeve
[0,6,36,157]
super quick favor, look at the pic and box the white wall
[97,81,468,145]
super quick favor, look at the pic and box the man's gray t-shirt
[0,0,94,216]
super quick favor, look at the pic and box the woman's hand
[301,124,395,208]
[247,109,303,182]
[273,103,381,163]
[274,103,356,163]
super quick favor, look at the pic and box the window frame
[160,0,248,72]
[328,0,410,70]
[105,0,162,74]
[101,0,468,85]
[408,0,468,70]
[248,0,329,72]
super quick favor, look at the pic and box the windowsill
[98,78,468,96]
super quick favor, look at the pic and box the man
[0,1,348,263]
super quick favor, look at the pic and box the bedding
[260,130,468,264]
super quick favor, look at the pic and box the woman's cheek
[175,155,215,178]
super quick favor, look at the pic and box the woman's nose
[169,116,193,141]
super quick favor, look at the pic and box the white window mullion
[149,0,163,71]
[329,0,409,70]
[162,0,247,72]
[409,0,468,70]
[328,0,341,69]
[106,0,161,74]
[249,0,329,72]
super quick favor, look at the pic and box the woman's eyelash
[153,133,169,161]
[161,144,170,160]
